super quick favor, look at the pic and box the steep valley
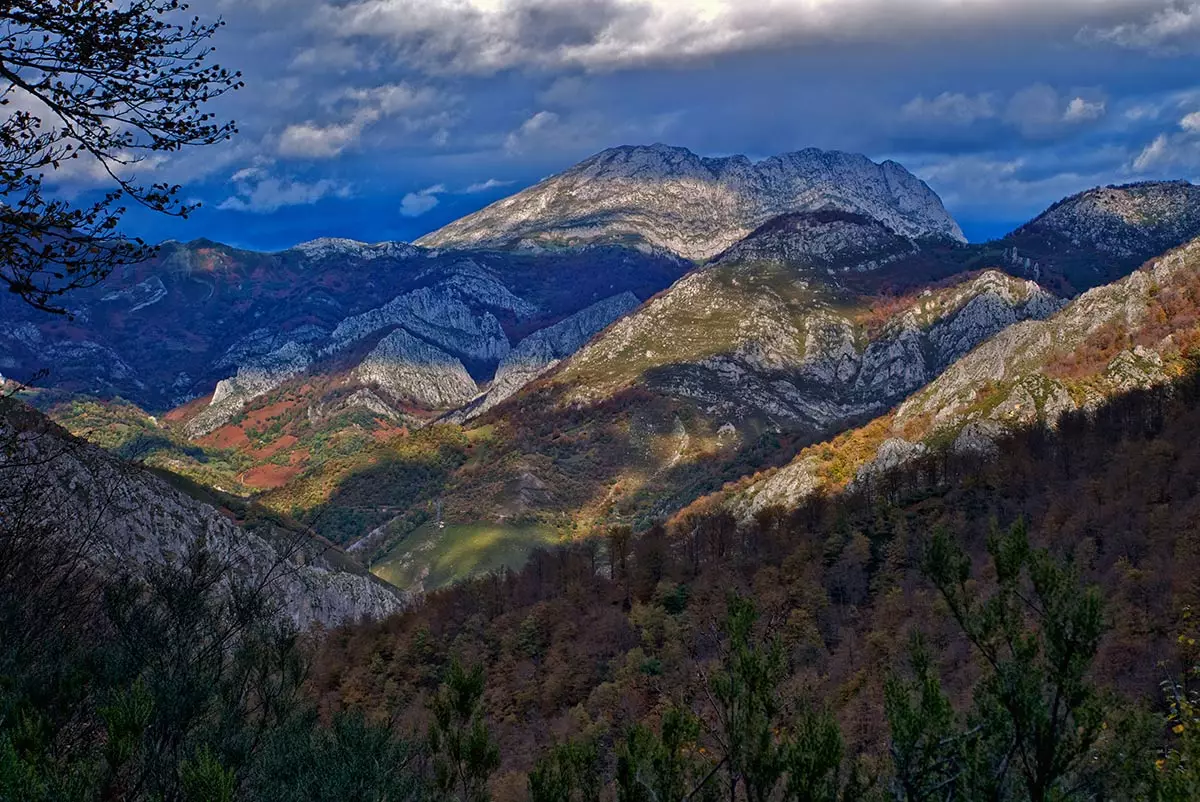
[7,148,1200,599]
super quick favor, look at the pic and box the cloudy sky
[52,0,1200,248]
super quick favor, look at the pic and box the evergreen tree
[913,521,1112,801]
[529,738,601,802]
[616,708,718,802]
[429,660,500,802]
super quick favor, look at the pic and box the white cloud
[901,84,1106,135]
[1063,96,1106,122]
[501,107,681,156]
[340,82,442,115]
[1132,106,1200,172]
[1124,103,1163,122]
[314,0,1138,75]
[278,109,380,159]
[504,111,563,154]
[464,178,514,193]
[219,169,352,213]
[1004,84,1106,136]
[1085,2,1200,53]
[911,152,1116,218]
[901,92,997,125]
[278,82,449,159]
[399,184,446,217]
[1133,134,1173,170]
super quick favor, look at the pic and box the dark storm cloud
[50,1,1200,248]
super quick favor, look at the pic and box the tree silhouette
[0,0,242,313]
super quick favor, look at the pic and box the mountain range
[6,143,1200,602]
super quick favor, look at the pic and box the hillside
[9,159,1200,599]
[316,263,1062,580]
[999,180,1200,295]
[417,144,966,259]
[735,231,1200,516]
[0,395,404,628]
[0,238,687,425]
[311,356,1200,799]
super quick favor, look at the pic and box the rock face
[456,292,641,420]
[558,263,1060,433]
[1015,181,1200,259]
[286,237,421,262]
[417,144,966,259]
[322,263,524,362]
[0,401,405,629]
[891,239,1200,437]
[354,329,480,409]
[0,237,688,425]
[738,235,1200,516]
[188,340,316,437]
[715,209,922,271]
[1000,180,1200,294]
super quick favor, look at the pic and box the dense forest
[308,359,1200,800]
[7,358,1200,800]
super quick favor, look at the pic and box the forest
[6,356,1200,800]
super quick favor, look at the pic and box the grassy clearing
[370,522,562,592]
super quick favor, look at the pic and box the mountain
[370,260,1061,560]
[713,209,923,270]
[734,231,1200,516]
[417,144,966,259]
[0,238,687,432]
[0,395,403,628]
[311,351,1200,796]
[10,147,1200,596]
[997,180,1200,294]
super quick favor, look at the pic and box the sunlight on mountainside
[370,522,562,592]
[9,2,1200,797]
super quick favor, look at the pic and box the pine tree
[429,660,500,802]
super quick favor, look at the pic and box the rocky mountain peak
[286,237,420,262]
[1013,180,1200,259]
[416,143,965,260]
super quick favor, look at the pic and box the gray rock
[419,144,965,259]
[457,292,641,420]
[354,329,479,409]
[0,404,406,630]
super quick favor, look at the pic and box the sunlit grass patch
[370,522,562,592]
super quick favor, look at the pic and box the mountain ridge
[417,143,966,259]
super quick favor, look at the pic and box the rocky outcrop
[418,144,965,259]
[188,261,536,433]
[715,210,922,271]
[1014,181,1200,259]
[738,236,1200,515]
[454,292,641,420]
[287,237,421,262]
[0,401,405,629]
[309,388,408,423]
[187,340,313,437]
[102,276,168,312]
[354,329,479,409]
[560,265,1059,433]
[889,242,1199,440]
[324,286,511,363]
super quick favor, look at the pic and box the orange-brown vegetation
[312,369,1200,799]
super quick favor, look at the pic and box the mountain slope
[999,180,1200,294]
[0,239,688,420]
[418,144,966,259]
[736,232,1200,515]
[0,397,404,628]
[408,262,1060,542]
[312,357,1200,798]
